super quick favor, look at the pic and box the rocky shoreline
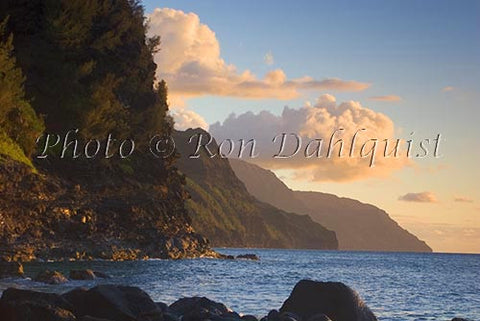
[0,279,471,321]
[0,156,224,263]
[0,254,259,280]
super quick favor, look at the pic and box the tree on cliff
[0,18,44,159]
[0,1,183,186]
[0,0,169,142]
[0,0,183,191]
[0,1,204,261]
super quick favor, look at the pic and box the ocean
[1,249,479,320]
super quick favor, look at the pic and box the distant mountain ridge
[173,129,338,250]
[230,159,432,252]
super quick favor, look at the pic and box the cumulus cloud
[147,8,370,103]
[171,109,209,131]
[398,192,438,203]
[369,95,402,102]
[454,196,474,203]
[264,51,274,65]
[210,94,411,182]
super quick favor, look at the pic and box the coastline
[1,249,478,320]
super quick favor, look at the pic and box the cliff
[0,0,218,262]
[230,159,432,252]
[173,129,338,250]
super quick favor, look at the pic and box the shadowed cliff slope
[230,159,431,252]
[0,0,218,261]
[173,129,338,249]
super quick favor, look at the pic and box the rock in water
[280,280,377,321]
[62,284,162,321]
[34,270,68,284]
[236,254,260,260]
[70,269,96,280]
[0,260,24,278]
[93,271,110,279]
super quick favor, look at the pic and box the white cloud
[210,94,411,182]
[171,109,209,131]
[398,192,438,203]
[147,8,370,104]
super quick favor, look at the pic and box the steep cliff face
[230,159,432,252]
[173,129,338,250]
[0,0,220,261]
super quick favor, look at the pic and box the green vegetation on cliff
[0,0,215,261]
[0,18,44,163]
[174,129,338,249]
[0,0,165,140]
[0,131,33,169]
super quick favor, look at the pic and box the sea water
[1,249,479,320]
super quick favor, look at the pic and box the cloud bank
[147,8,370,129]
[399,192,438,203]
[210,94,410,182]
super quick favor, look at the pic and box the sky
[142,0,480,253]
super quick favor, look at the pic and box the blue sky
[143,0,480,253]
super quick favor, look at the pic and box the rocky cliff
[0,155,219,262]
[230,159,432,252]
[0,1,221,262]
[173,129,338,250]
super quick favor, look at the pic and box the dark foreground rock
[169,296,231,321]
[0,280,379,321]
[0,288,75,321]
[280,280,377,321]
[242,315,259,321]
[261,310,332,321]
[62,285,162,321]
